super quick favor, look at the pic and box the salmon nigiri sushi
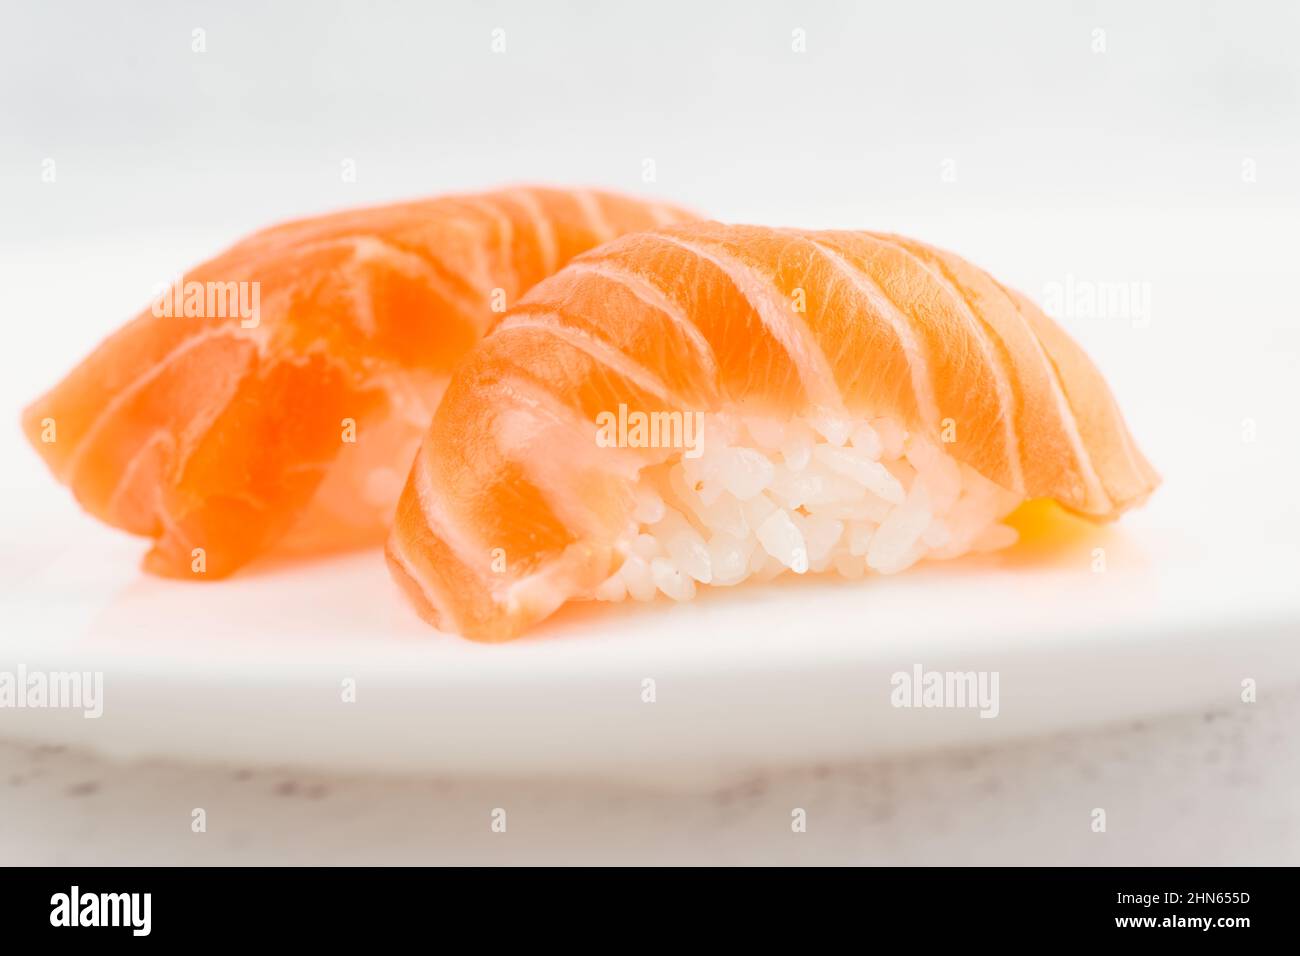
[22,187,695,578]
[387,222,1159,641]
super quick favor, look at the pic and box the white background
[1,1,1298,864]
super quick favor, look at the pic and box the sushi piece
[23,187,694,578]
[387,222,1159,641]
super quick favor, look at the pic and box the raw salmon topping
[387,223,1159,641]
[23,187,696,578]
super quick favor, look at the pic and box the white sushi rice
[593,410,1024,603]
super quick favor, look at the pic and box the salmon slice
[387,222,1160,641]
[23,187,695,578]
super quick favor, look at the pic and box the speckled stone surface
[2,687,1297,866]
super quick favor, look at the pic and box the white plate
[2,215,1298,784]
[2,401,1297,786]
